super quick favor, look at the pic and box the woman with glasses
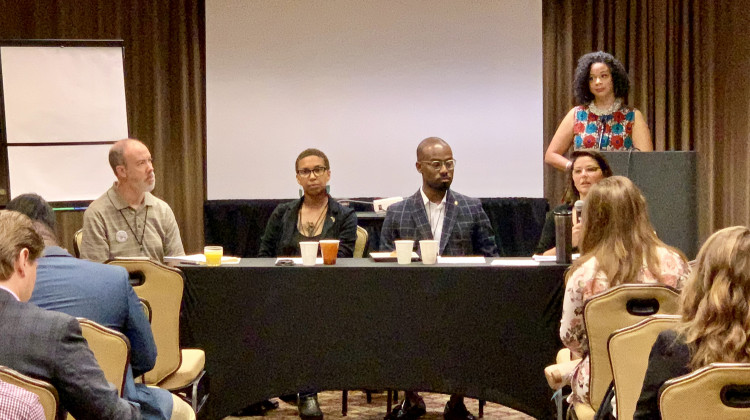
[259,147,358,259]
[257,148,357,420]
[545,51,653,172]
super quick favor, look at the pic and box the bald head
[416,137,451,161]
[109,139,148,174]
[108,138,155,197]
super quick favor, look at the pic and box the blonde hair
[678,226,750,369]
[566,176,685,286]
[0,211,44,281]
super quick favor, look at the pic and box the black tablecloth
[180,259,566,419]
[204,198,549,258]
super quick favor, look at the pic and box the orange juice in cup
[319,240,340,265]
[204,246,223,267]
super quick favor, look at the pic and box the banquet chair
[353,226,369,258]
[73,229,83,258]
[566,284,680,420]
[342,225,374,414]
[0,365,58,420]
[660,363,750,420]
[77,318,131,397]
[107,259,208,414]
[607,314,680,420]
[140,298,152,323]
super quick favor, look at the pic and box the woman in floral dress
[545,51,653,172]
[559,176,690,405]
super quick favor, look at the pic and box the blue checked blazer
[380,190,499,257]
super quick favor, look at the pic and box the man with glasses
[380,137,498,420]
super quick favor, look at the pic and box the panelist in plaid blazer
[379,137,498,420]
[380,138,498,259]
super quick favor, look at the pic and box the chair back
[73,229,83,258]
[140,298,152,323]
[0,365,59,420]
[354,226,369,258]
[78,318,130,396]
[660,363,750,420]
[107,259,184,385]
[608,314,681,419]
[584,283,680,411]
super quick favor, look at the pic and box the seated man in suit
[6,193,195,420]
[0,210,140,419]
[80,138,185,263]
[380,137,499,420]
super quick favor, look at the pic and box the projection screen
[206,0,543,199]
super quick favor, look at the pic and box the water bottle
[554,209,573,264]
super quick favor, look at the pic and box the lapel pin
[331,216,335,223]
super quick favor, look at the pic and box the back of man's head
[6,194,58,247]
[0,210,44,282]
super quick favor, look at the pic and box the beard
[143,175,156,193]
[428,177,452,192]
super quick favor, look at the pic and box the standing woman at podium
[545,51,653,172]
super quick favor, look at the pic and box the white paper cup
[300,241,319,266]
[394,240,414,265]
[419,240,439,265]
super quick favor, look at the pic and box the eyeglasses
[420,159,456,170]
[297,166,328,177]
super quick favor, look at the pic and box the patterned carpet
[222,391,535,419]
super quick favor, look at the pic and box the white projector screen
[206,0,543,200]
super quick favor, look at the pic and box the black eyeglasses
[297,166,328,177]
[420,159,456,170]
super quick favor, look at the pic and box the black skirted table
[180,259,567,419]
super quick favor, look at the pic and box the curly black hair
[573,51,630,104]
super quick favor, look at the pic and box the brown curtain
[544,0,750,243]
[0,0,205,253]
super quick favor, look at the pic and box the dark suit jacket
[258,195,358,258]
[0,289,140,420]
[30,246,171,420]
[380,190,499,257]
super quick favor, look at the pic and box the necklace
[588,99,622,116]
[107,190,149,252]
[298,202,328,237]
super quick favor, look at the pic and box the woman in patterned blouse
[545,51,654,172]
[559,176,690,405]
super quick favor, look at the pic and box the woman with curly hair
[560,176,689,406]
[634,226,750,419]
[545,51,653,172]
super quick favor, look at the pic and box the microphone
[574,200,584,224]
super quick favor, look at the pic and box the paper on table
[531,253,581,262]
[491,259,540,266]
[436,256,487,264]
[164,254,241,264]
[276,257,324,265]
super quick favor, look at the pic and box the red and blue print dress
[573,103,636,150]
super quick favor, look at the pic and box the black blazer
[258,196,358,258]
